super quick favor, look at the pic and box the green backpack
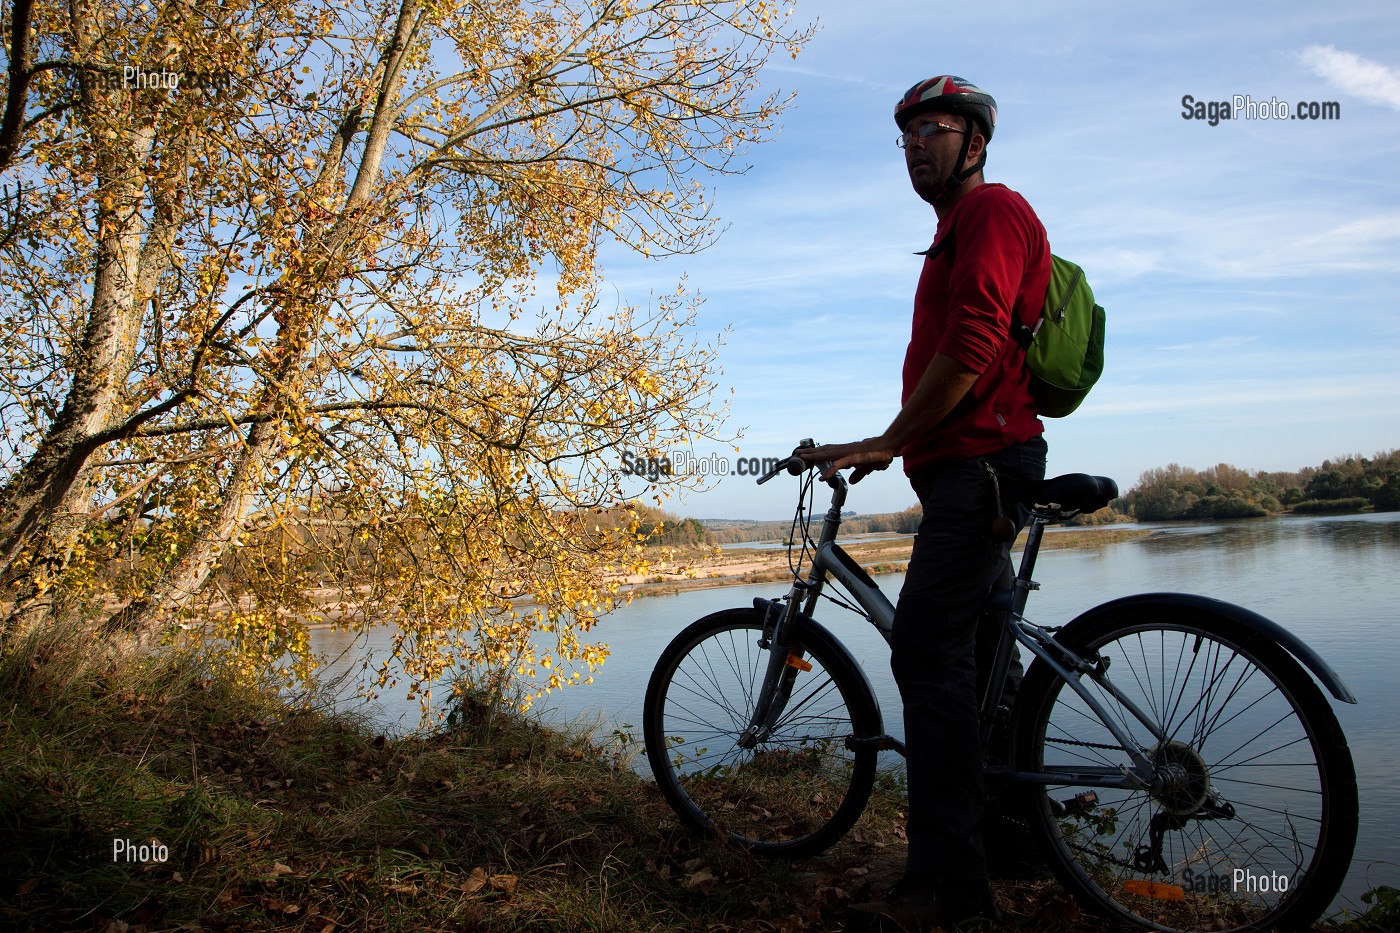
[923,232,1106,418]
[1011,255,1106,418]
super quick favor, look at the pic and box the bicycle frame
[746,466,1161,792]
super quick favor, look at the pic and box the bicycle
[642,441,1359,933]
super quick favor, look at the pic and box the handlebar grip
[756,456,803,485]
[754,440,828,485]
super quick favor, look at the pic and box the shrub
[1291,498,1369,514]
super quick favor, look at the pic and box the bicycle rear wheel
[643,607,881,859]
[1013,604,1357,932]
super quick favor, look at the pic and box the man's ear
[962,131,987,173]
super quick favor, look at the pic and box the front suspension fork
[737,596,808,748]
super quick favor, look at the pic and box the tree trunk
[101,0,421,642]
[0,1,182,636]
[0,111,155,636]
[103,420,278,640]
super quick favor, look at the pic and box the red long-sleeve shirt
[900,183,1052,475]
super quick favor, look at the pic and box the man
[800,75,1051,931]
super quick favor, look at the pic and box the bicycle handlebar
[755,439,839,487]
[755,455,805,485]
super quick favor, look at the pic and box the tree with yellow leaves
[0,0,810,708]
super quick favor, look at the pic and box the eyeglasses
[896,121,967,148]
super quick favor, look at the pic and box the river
[308,511,1400,916]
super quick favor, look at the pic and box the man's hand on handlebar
[798,436,899,483]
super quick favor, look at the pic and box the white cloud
[1079,373,1397,419]
[1299,45,1400,111]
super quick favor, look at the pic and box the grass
[1,622,1393,932]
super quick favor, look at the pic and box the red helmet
[894,75,997,141]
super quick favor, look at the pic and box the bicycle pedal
[844,734,906,754]
[1049,790,1099,817]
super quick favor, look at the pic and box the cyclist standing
[800,75,1051,931]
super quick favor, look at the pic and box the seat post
[1009,513,1050,618]
[978,511,1050,741]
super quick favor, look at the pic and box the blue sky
[599,0,1400,520]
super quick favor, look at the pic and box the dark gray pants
[892,436,1047,881]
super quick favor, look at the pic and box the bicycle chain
[1044,735,1132,753]
[1003,752,1237,877]
[996,737,1159,875]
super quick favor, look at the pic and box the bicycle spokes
[644,610,881,857]
[1019,610,1356,933]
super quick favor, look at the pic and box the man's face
[902,112,972,205]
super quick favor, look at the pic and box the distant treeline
[621,503,925,547]
[844,505,923,536]
[1118,449,1400,521]
[586,503,711,547]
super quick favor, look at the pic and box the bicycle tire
[1012,603,1357,933]
[643,607,881,858]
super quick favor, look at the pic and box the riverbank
[623,526,1158,597]
[5,622,1394,924]
[0,627,1054,932]
[5,625,1390,933]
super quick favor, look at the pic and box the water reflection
[1301,512,1400,548]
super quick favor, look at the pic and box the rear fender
[1065,592,1356,704]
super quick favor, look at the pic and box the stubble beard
[908,162,948,206]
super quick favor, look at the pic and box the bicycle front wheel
[1014,604,1357,933]
[643,607,881,858]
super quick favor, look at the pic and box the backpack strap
[914,226,1038,351]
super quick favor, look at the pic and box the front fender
[1065,592,1356,704]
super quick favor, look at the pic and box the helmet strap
[948,126,989,190]
[937,129,977,201]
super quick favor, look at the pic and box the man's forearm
[879,352,979,452]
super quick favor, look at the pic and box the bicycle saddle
[1029,473,1119,513]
